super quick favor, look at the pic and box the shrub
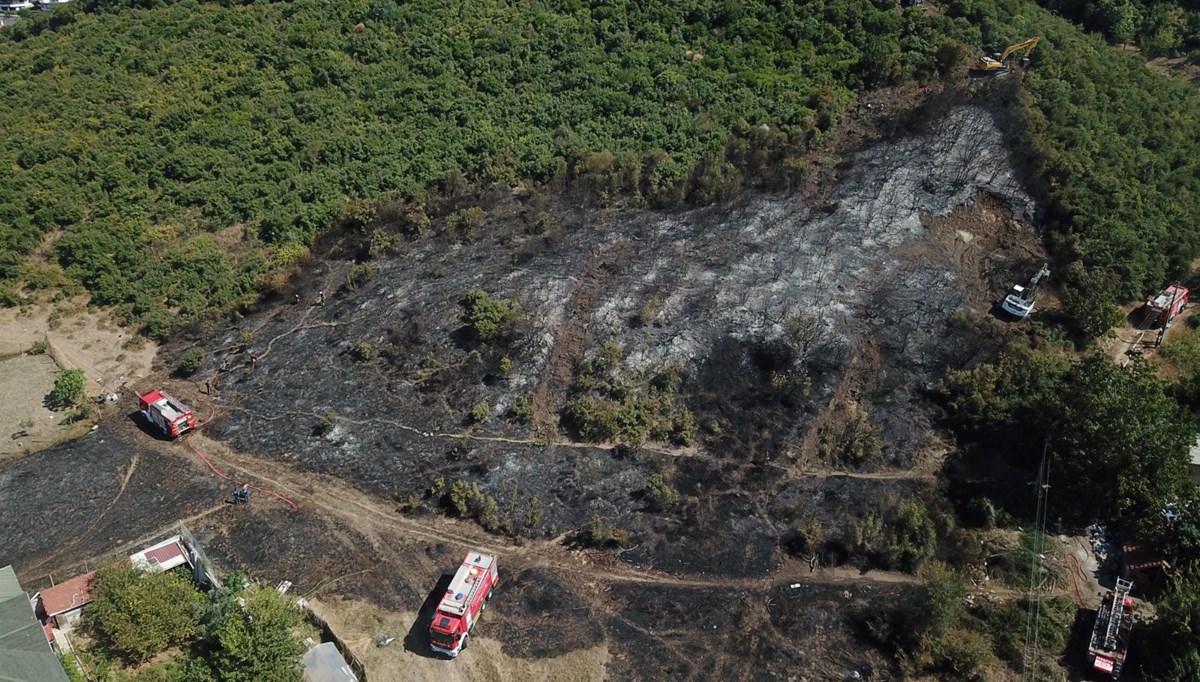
[471,402,491,423]
[463,289,520,342]
[346,262,373,290]
[635,297,662,327]
[177,347,205,376]
[855,499,945,572]
[447,480,501,531]
[509,395,533,423]
[644,473,680,509]
[574,515,631,549]
[350,340,376,361]
[88,563,204,665]
[49,368,85,409]
[317,408,337,435]
[448,206,484,242]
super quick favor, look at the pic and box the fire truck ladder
[1103,578,1134,651]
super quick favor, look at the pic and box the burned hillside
[193,105,1041,576]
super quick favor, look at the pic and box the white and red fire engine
[138,389,195,438]
[428,550,498,657]
[1088,578,1135,679]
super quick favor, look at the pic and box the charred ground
[2,102,1047,680]
[200,105,1040,574]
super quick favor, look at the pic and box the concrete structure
[0,1,33,10]
[37,571,95,633]
[302,642,359,682]
[38,0,72,9]
[0,13,21,27]
[0,566,70,682]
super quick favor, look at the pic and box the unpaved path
[218,401,935,484]
[182,429,920,592]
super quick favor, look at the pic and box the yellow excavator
[969,37,1039,77]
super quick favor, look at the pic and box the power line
[1023,439,1051,681]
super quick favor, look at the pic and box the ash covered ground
[2,104,1046,680]
[200,105,1038,576]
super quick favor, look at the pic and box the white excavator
[1001,263,1050,318]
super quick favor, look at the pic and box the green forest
[1,0,1196,339]
[1037,0,1200,58]
[0,0,980,336]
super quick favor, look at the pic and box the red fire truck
[138,389,195,438]
[1142,284,1189,327]
[1088,578,1135,679]
[428,550,498,657]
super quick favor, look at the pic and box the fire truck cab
[138,389,195,438]
[429,550,497,657]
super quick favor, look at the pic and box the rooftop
[0,566,70,682]
[302,642,359,682]
[39,570,95,617]
[130,536,188,574]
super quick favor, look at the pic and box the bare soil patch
[310,597,609,682]
[0,299,157,399]
[0,353,65,458]
[0,298,158,462]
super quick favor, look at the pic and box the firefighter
[240,484,251,504]
[1157,327,1167,348]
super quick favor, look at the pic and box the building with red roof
[37,571,94,632]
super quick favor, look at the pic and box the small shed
[302,642,359,682]
[130,536,190,574]
[38,571,95,632]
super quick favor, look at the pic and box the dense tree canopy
[1037,0,1200,58]
[941,351,1193,529]
[943,0,1200,314]
[210,585,305,682]
[0,0,974,336]
[87,563,205,664]
[1,1,1198,339]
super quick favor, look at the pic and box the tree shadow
[403,573,452,659]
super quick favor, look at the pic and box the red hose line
[1068,553,1086,605]
[180,390,298,511]
[183,436,298,511]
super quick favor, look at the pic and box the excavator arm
[999,38,1039,63]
